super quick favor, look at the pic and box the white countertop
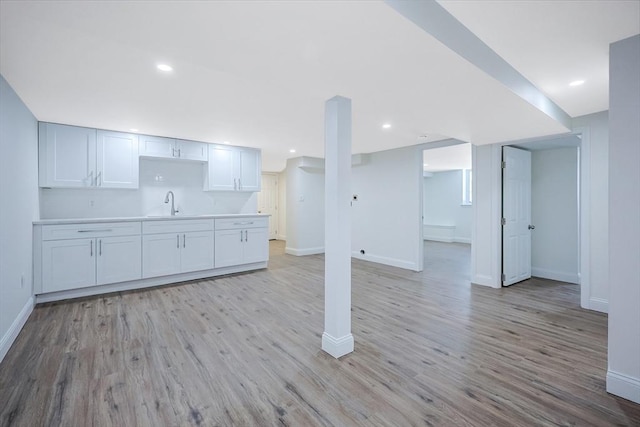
[33,213,270,225]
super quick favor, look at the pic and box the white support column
[322,95,354,358]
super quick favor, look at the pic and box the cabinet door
[97,236,142,285]
[243,228,269,264]
[180,231,214,273]
[42,238,96,292]
[238,148,261,192]
[176,140,208,162]
[205,145,236,191]
[139,135,177,159]
[142,234,181,278]
[214,229,244,268]
[96,130,139,189]
[39,123,96,188]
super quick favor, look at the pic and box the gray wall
[531,148,579,284]
[423,170,472,244]
[607,34,640,404]
[0,74,39,360]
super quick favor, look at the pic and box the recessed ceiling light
[223,141,230,145]
[129,128,139,132]
[569,80,585,87]
[157,63,173,72]
[289,149,296,153]
[382,123,392,129]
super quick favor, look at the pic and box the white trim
[0,296,34,363]
[574,126,592,311]
[285,246,324,256]
[453,237,471,244]
[531,267,579,284]
[35,262,267,303]
[275,234,287,241]
[607,370,640,404]
[472,274,499,288]
[351,251,419,271]
[321,332,354,358]
[588,297,609,314]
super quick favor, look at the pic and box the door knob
[528,225,536,230]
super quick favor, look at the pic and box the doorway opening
[420,142,472,280]
[502,134,582,288]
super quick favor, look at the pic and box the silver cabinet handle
[240,230,243,242]
[528,225,536,230]
[96,171,102,187]
[245,230,248,242]
[172,147,176,157]
[177,234,180,248]
[78,229,113,233]
[183,234,186,248]
[90,240,93,257]
[234,178,237,191]
[99,239,102,256]
[178,148,181,157]
[239,179,242,190]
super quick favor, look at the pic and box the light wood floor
[1,240,639,426]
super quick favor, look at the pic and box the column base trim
[322,332,354,359]
[607,370,640,404]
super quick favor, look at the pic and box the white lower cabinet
[214,217,268,268]
[142,220,215,278]
[40,223,142,293]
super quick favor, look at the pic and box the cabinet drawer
[143,219,214,234]
[42,222,141,240]
[215,217,268,230]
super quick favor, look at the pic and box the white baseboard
[424,235,454,243]
[472,274,501,288]
[285,246,324,256]
[351,251,418,271]
[322,332,354,358]
[531,267,580,284]
[589,297,609,314]
[607,370,640,404]
[0,296,34,363]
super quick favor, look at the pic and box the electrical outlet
[89,200,95,207]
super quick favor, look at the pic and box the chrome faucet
[164,191,178,216]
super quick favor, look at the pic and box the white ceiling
[422,143,472,172]
[1,1,638,172]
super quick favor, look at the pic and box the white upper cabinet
[139,134,207,162]
[39,122,138,189]
[97,130,139,189]
[39,123,97,188]
[204,144,261,192]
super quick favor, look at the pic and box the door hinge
[502,273,506,282]
[501,218,506,226]
[501,161,506,169]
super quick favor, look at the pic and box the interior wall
[352,146,422,270]
[284,157,325,255]
[277,170,287,240]
[423,170,472,244]
[0,74,39,361]
[607,34,640,404]
[40,158,257,219]
[531,148,579,284]
[572,110,609,312]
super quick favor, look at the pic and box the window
[462,169,472,205]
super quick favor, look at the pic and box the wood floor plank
[1,240,639,426]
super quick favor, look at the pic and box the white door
[97,236,142,285]
[142,234,181,278]
[138,135,176,159]
[243,228,269,264]
[41,123,96,188]
[258,174,278,239]
[176,140,208,161]
[214,229,244,268]
[96,130,139,189]
[206,145,236,191]
[238,148,261,191]
[502,146,532,286]
[42,238,96,292]
[180,231,214,273]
